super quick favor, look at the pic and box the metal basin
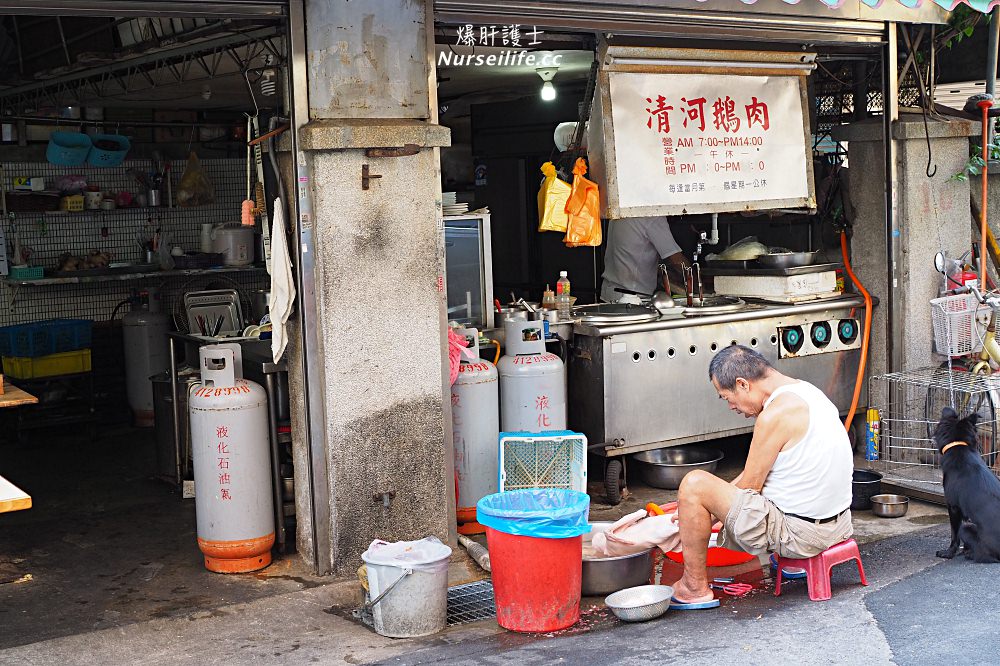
[672,295,746,316]
[582,522,654,596]
[870,493,909,518]
[632,446,724,489]
[604,585,674,622]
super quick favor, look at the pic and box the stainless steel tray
[184,289,244,335]
[699,262,842,277]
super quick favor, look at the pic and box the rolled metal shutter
[0,1,287,18]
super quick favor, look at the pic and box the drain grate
[446,580,496,626]
[353,580,497,630]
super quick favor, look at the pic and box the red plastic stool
[773,539,869,601]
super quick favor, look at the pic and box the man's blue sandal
[669,597,721,610]
[770,553,807,579]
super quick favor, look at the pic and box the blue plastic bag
[476,489,590,539]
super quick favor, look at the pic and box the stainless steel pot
[631,446,724,489]
[582,522,655,596]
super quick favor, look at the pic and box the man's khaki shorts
[718,488,854,559]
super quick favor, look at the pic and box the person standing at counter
[599,216,689,303]
[669,344,854,609]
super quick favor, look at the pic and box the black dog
[934,407,1000,562]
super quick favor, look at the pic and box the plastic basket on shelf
[7,266,44,280]
[46,131,93,166]
[87,133,131,167]
[59,194,84,212]
[0,319,93,358]
[931,293,987,357]
[499,430,587,493]
[3,349,92,379]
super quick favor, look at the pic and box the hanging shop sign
[588,47,818,218]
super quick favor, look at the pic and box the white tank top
[759,381,853,518]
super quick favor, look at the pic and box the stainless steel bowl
[870,493,909,518]
[604,585,675,622]
[631,446,724,489]
[282,477,294,502]
[756,251,819,269]
[582,522,654,596]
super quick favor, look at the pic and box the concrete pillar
[295,0,453,574]
[834,116,975,394]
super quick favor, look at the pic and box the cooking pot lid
[574,303,661,324]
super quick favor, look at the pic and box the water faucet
[693,213,721,263]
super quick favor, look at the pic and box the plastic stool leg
[806,557,832,601]
[774,561,785,596]
[854,556,869,586]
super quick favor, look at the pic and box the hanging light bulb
[536,66,558,102]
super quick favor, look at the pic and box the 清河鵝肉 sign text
[606,71,813,216]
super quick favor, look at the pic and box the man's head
[708,344,774,418]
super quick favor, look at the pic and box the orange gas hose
[491,339,501,365]
[841,231,872,431]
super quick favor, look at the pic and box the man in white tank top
[669,345,854,609]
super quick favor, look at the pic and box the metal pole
[884,23,901,373]
[288,0,332,575]
[987,7,999,145]
[169,336,181,487]
[265,373,285,553]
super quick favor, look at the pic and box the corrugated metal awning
[0,1,287,17]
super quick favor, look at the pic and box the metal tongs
[684,263,704,307]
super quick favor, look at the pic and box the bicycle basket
[931,293,986,357]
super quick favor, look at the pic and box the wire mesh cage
[869,367,1000,499]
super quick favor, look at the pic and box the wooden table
[0,476,31,513]
[0,382,39,409]
[0,381,37,513]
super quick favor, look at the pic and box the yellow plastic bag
[537,162,570,232]
[563,158,602,247]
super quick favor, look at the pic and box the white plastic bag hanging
[362,537,452,573]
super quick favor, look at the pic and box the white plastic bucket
[361,538,452,638]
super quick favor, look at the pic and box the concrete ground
[3,429,971,665]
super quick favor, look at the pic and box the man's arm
[734,394,809,492]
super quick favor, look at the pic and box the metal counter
[568,296,867,459]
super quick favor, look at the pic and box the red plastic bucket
[485,527,582,632]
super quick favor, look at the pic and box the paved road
[379,524,999,666]
[5,523,999,665]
